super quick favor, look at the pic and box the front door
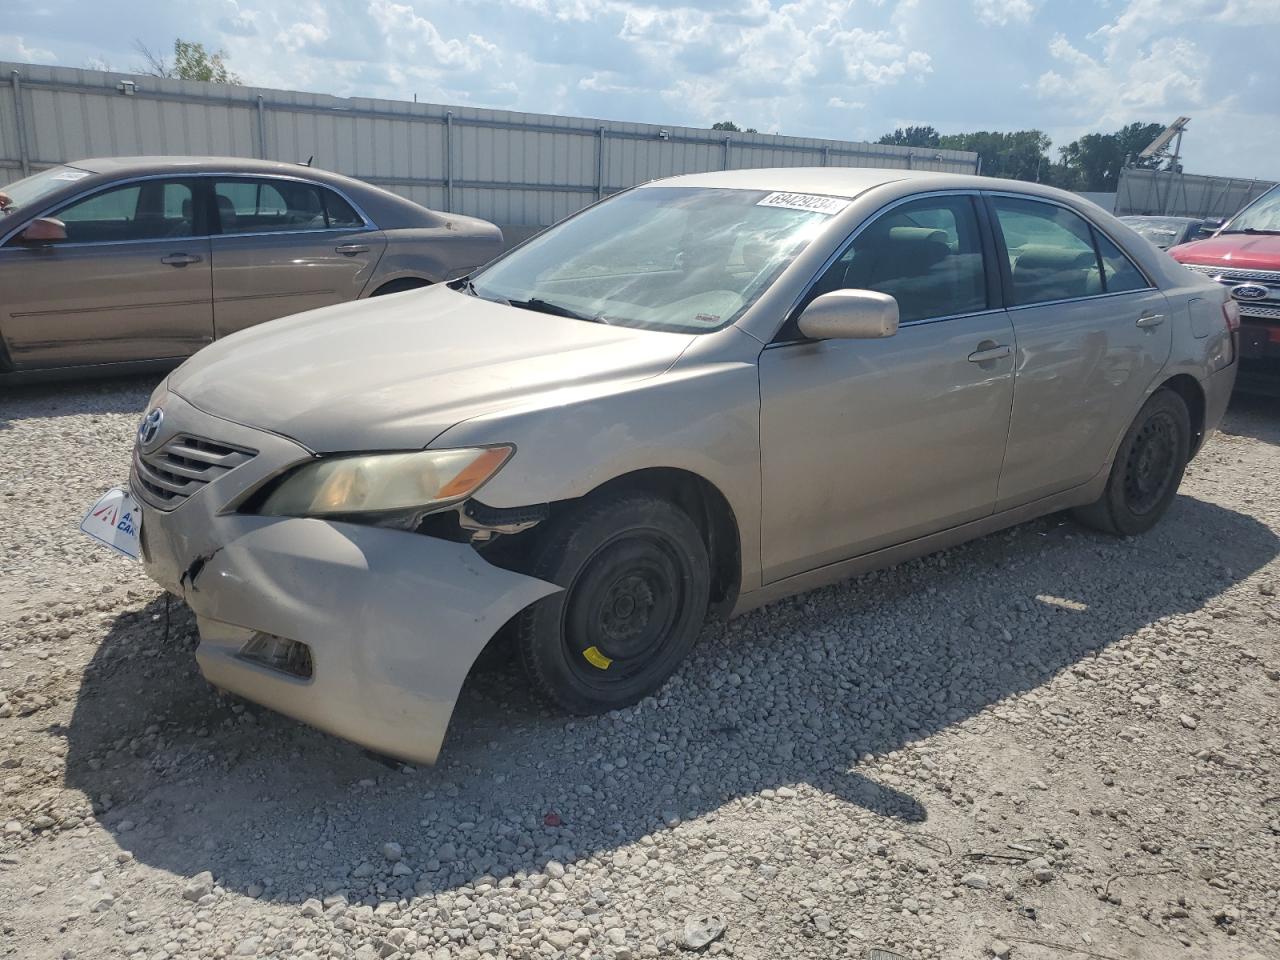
[208,177,387,338]
[0,178,212,370]
[985,194,1173,509]
[759,193,1015,584]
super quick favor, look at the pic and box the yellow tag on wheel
[582,645,613,670]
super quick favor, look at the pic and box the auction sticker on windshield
[80,487,142,560]
[756,192,851,216]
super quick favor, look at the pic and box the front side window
[49,180,195,243]
[799,194,988,325]
[467,186,837,333]
[992,197,1102,305]
[213,178,330,234]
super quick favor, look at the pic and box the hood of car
[1170,234,1280,271]
[168,285,695,452]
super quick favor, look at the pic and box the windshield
[1223,185,1280,234]
[467,186,840,333]
[0,165,92,215]
[1122,218,1184,248]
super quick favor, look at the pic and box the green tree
[938,130,1052,182]
[135,39,242,84]
[1052,122,1164,191]
[877,125,941,148]
[711,120,758,133]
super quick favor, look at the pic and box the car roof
[645,167,1083,203]
[71,156,335,177]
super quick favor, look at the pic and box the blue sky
[3,0,1278,179]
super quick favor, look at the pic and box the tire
[1072,388,1191,537]
[370,277,431,297]
[515,492,711,714]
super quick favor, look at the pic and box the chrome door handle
[335,244,369,255]
[1136,312,1165,328]
[967,344,1011,363]
[160,253,202,266]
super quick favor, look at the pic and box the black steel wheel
[1073,388,1191,537]
[515,492,710,713]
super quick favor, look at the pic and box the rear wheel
[1072,388,1190,537]
[514,493,710,714]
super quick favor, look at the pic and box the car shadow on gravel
[1221,387,1280,446]
[0,373,160,429]
[60,494,1278,905]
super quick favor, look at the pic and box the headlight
[257,446,513,518]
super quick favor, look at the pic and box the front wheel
[514,493,710,714]
[1072,388,1191,537]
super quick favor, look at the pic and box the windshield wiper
[449,275,510,305]
[506,297,608,324]
[1221,227,1280,236]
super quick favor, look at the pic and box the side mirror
[20,217,67,243]
[797,289,899,341]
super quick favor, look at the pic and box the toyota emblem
[1231,283,1269,302]
[137,408,164,447]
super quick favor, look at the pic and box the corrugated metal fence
[2,61,978,234]
[1115,167,1275,220]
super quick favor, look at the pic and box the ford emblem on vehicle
[1231,283,1269,301]
[137,408,164,447]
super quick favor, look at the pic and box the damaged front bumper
[133,392,560,764]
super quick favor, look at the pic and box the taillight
[1222,298,1241,333]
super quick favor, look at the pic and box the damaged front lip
[152,513,562,765]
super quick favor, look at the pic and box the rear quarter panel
[368,225,504,291]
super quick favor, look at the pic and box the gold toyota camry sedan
[0,156,502,381]
[81,168,1238,763]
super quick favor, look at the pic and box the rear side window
[213,178,329,234]
[1093,230,1149,293]
[992,197,1151,304]
[322,189,365,228]
[991,197,1101,305]
[801,195,988,325]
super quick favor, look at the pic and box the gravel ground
[1,375,1279,960]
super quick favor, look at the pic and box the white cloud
[0,36,58,63]
[973,0,1036,26]
[368,0,499,70]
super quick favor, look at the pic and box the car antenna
[302,155,314,167]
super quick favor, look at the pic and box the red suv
[1169,184,1280,366]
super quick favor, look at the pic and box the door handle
[1136,312,1165,329]
[967,343,1011,363]
[160,253,202,266]
[335,243,369,255]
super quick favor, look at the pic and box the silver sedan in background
[83,168,1239,764]
[0,156,502,380]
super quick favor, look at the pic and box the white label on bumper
[80,487,142,560]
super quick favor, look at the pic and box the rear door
[208,176,387,338]
[986,194,1173,510]
[0,178,212,370]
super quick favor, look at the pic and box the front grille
[1182,263,1280,283]
[132,434,257,510]
[1182,263,1280,319]
[1235,303,1280,322]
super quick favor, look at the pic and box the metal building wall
[1115,167,1276,220]
[2,61,978,232]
